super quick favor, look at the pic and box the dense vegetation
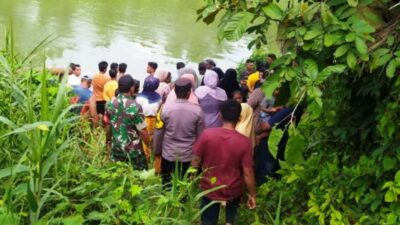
[198,0,400,224]
[1,0,400,224]
[0,32,224,224]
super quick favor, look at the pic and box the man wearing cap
[156,77,204,187]
[105,75,149,170]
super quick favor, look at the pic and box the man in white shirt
[67,63,82,87]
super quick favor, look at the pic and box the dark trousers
[96,101,106,115]
[201,196,241,225]
[161,157,191,188]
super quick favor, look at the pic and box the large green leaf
[303,3,320,22]
[304,29,323,40]
[1,121,53,138]
[351,19,375,34]
[268,128,284,160]
[347,0,358,7]
[220,12,253,41]
[286,126,306,164]
[262,73,281,97]
[355,37,368,55]
[334,45,350,58]
[262,3,284,20]
[317,65,346,83]
[0,164,29,179]
[347,52,357,69]
[386,59,398,78]
[303,59,319,79]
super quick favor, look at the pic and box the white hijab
[195,70,227,101]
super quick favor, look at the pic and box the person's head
[155,69,172,83]
[71,64,81,76]
[245,59,255,71]
[266,54,277,65]
[69,63,75,75]
[205,59,216,69]
[143,76,160,93]
[212,67,224,81]
[118,75,137,96]
[98,61,108,73]
[109,69,117,79]
[220,100,242,124]
[110,62,118,71]
[147,62,158,74]
[181,73,196,89]
[174,78,192,99]
[118,63,127,74]
[225,68,237,81]
[81,75,92,89]
[176,62,185,70]
[204,70,219,89]
[198,61,207,75]
[232,90,243,103]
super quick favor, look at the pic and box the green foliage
[199,0,400,224]
[0,31,240,225]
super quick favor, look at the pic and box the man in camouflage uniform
[105,75,149,170]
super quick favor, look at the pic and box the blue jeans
[201,196,241,225]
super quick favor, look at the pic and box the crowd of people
[67,56,303,225]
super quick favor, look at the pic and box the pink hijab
[195,70,227,101]
[165,73,199,104]
[154,69,171,102]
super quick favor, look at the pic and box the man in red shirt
[192,100,256,225]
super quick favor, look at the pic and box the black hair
[110,63,118,70]
[71,63,80,71]
[118,63,127,73]
[198,62,207,74]
[267,54,277,59]
[109,69,117,79]
[232,90,243,97]
[148,62,158,71]
[98,61,108,73]
[245,59,254,64]
[256,62,266,72]
[205,59,216,67]
[176,62,185,70]
[175,82,191,99]
[132,78,140,94]
[220,100,242,123]
[212,67,224,80]
[118,75,134,93]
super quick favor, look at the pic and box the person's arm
[138,128,150,144]
[261,106,281,114]
[243,167,257,209]
[196,111,205,138]
[242,140,256,209]
[191,133,205,178]
[260,121,272,131]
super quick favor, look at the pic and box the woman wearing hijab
[136,76,162,161]
[195,70,227,128]
[235,103,255,148]
[165,73,199,105]
[178,68,199,88]
[220,68,241,99]
[154,69,172,103]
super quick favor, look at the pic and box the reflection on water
[0,0,250,81]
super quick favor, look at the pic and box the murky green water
[0,0,250,80]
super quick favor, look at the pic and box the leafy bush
[199,0,400,224]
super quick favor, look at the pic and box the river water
[0,0,250,81]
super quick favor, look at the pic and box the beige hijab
[235,103,255,148]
